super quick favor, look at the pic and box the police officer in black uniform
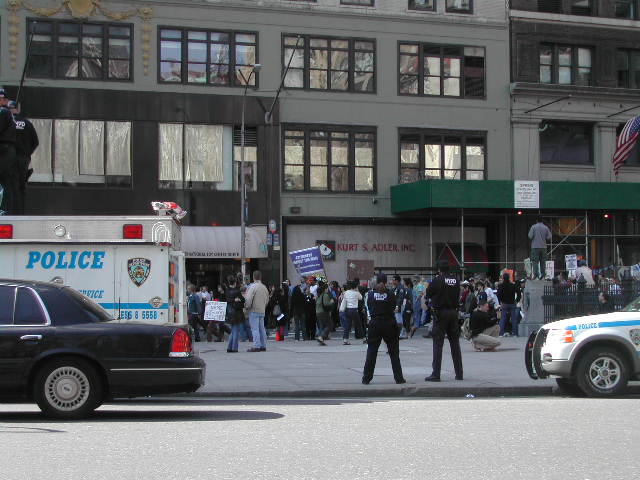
[424,262,463,381]
[8,101,38,215]
[362,273,406,385]
[0,89,17,214]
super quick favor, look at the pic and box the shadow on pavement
[115,398,379,407]
[0,409,285,423]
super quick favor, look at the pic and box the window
[14,288,47,326]
[399,130,485,182]
[0,286,15,325]
[617,50,640,89]
[29,119,131,186]
[616,123,640,166]
[446,0,472,13]
[540,121,593,165]
[569,0,592,15]
[233,127,258,191]
[537,0,561,12]
[341,0,374,5]
[282,35,375,93]
[159,124,256,190]
[159,28,257,87]
[539,44,592,86]
[399,43,485,97]
[616,0,639,19]
[409,0,435,11]
[27,19,132,81]
[283,126,375,193]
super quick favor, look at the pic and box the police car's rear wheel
[576,347,629,397]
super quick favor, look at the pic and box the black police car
[0,279,205,419]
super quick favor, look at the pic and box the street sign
[266,233,273,246]
[268,219,277,233]
[273,233,280,247]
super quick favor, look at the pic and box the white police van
[0,213,186,324]
[526,300,640,396]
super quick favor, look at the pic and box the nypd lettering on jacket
[445,278,457,286]
[374,293,388,301]
[26,251,106,269]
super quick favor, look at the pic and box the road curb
[174,385,554,399]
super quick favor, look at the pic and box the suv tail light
[169,328,192,357]
[123,224,143,239]
[0,225,13,239]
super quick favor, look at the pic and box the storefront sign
[289,246,325,277]
[204,301,227,322]
[316,240,336,261]
[514,180,539,209]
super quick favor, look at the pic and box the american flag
[613,115,640,176]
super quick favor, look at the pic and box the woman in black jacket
[267,285,290,341]
[225,276,246,353]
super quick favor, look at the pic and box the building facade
[1,0,511,285]
[393,0,640,281]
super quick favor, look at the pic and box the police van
[0,213,186,324]
[526,299,640,397]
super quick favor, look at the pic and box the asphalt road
[1,396,637,480]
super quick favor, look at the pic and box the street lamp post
[238,64,262,284]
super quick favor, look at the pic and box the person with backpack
[315,280,335,345]
[467,292,500,352]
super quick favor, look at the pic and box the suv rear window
[38,286,112,325]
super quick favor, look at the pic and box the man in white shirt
[339,281,363,345]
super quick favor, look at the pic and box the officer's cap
[376,273,387,284]
[7,100,17,109]
[0,88,5,98]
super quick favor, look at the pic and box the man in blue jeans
[497,273,518,337]
[244,270,270,352]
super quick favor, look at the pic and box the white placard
[565,254,577,278]
[514,180,539,209]
[204,301,227,322]
[545,260,554,280]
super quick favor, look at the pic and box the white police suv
[526,298,640,397]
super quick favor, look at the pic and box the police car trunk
[0,216,185,324]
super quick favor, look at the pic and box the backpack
[461,313,473,341]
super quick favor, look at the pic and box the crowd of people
[184,267,532,356]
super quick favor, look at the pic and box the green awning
[391,179,640,214]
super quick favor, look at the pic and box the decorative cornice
[7,0,153,75]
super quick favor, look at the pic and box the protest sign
[204,301,227,322]
[289,246,325,277]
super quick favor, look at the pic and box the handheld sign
[204,301,227,322]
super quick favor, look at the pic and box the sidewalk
[191,329,555,398]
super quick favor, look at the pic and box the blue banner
[289,246,325,277]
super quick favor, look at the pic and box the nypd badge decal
[128,258,151,287]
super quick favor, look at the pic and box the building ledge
[510,82,640,101]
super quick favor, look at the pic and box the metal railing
[541,278,640,323]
